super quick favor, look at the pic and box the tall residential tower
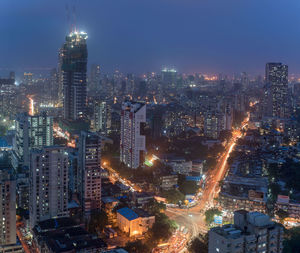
[61,31,88,120]
[120,101,146,169]
[29,146,69,228]
[265,63,288,118]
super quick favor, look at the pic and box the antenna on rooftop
[72,2,77,33]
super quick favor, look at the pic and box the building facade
[61,31,88,120]
[209,210,283,253]
[265,63,288,118]
[120,101,146,169]
[78,131,102,215]
[12,112,53,169]
[94,101,111,135]
[0,170,16,246]
[29,146,69,228]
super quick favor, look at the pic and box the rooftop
[117,207,139,221]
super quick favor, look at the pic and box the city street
[165,114,249,247]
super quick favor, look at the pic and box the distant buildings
[61,31,88,120]
[204,112,223,139]
[116,207,155,237]
[12,112,53,170]
[94,101,111,135]
[89,64,101,92]
[29,146,69,228]
[209,210,283,253]
[161,68,177,89]
[23,72,33,86]
[78,131,102,215]
[120,101,146,169]
[0,72,15,86]
[264,63,288,118]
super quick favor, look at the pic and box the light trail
[27,95,34,116]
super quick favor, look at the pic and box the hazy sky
[0,0,300,76]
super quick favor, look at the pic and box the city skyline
[1,1,300,252]
[1,0,300,75]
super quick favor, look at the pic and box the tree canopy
[283,227,300,253]
[204,208,222,225]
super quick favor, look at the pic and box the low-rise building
[219,175,268,214]
[160,174,178,190]
[116,207,155,237]
[32,217,107,253]
[209,210,283,253]
[275,195,300,220]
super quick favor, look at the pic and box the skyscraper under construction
[60,31,88,120]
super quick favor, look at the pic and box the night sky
[0,0,300,76]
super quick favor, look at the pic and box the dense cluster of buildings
[0,21,299,253]
[209,210,283,253]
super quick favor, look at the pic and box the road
[165,113,250,243]
[102,162,142,192]
[16,222,37,253]
[101,113,249,252]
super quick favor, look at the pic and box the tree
[87,210,108,234]
[0,125,6,137]
[161,189,185,204]
[179,181,198,195]
[188,233,208,253]
[149,213,177,243]
[283,227,300,253]
[125,240,150,253]
[269,182,281,202]
[144,199,166,216]
[204,208,222,225]
[219,130,232,142]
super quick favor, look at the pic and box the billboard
[214,215,223,225]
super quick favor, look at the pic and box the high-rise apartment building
[61,31,88,120]
[161,68,177,89]
[29,146,69,228]
[0,169,16,246]
[12,112,53,169]
[265,63,288,118]
[89,64,101,92]
[23,72,33,85]
[120,101,146,169]
[208,210,283,253]
[94,101,111,135]
[78,131,102,215]
[204,112,222,139]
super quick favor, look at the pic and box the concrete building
[275,195,300,220]
[160,174,178,190]
[94,101,111,135]
[0,170,17,246]
[12,112,53,169]
[89,64,101,92]
[116,207,155,237]
[219,175,268,214]
[78,131,102,215]
[204,112,222,139]
[264,63,288,118]
[209,210,283,253]
[32,217,107,253]
[29,146,69,228]
[161,68,177,88]
[61,31,88,120]
[120,101,146,169]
